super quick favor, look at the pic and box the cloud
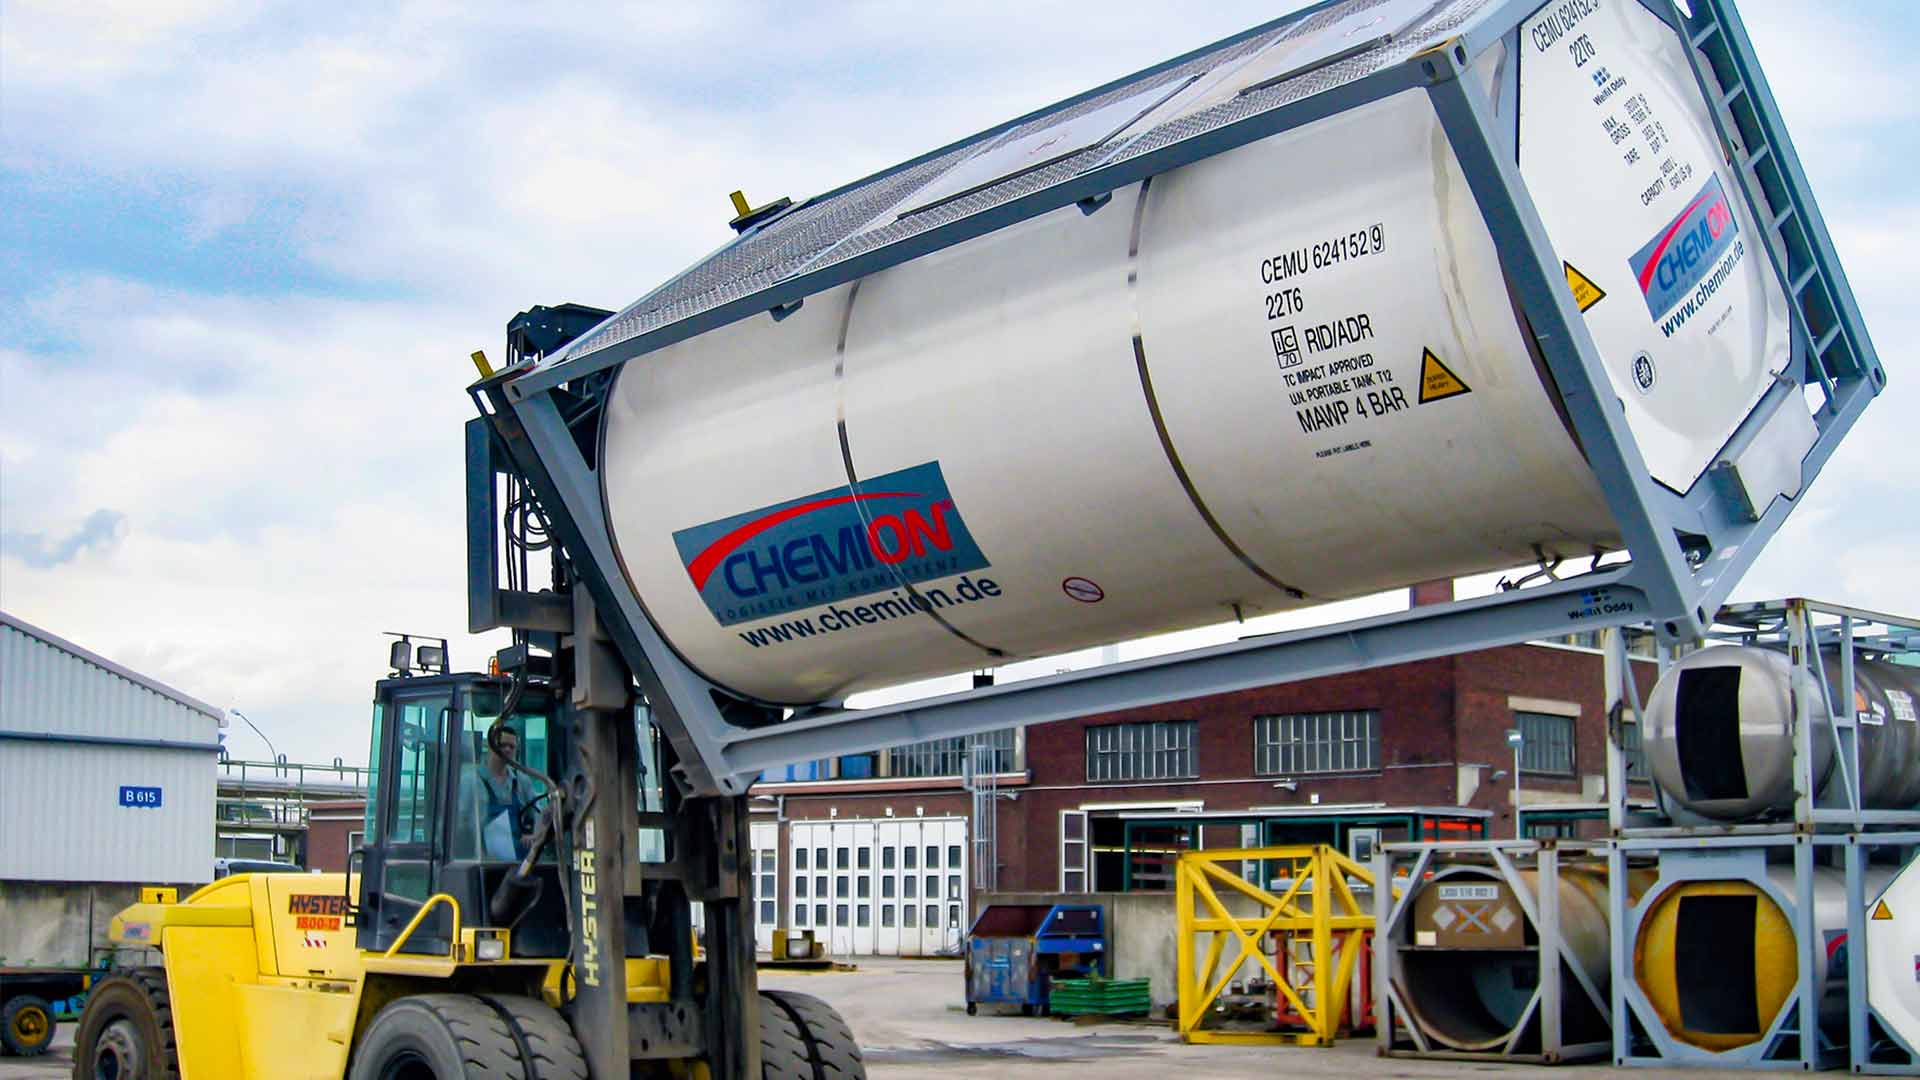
[0,508,127,568]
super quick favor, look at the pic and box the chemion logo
[1629,176,1739,317]
[673,461,990,627]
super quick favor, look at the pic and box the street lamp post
[230,708,280,767]
[1505,728,1525,839]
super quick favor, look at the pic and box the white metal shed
[0,610,220,884]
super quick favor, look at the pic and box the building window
[795,904,809,927]
[1060,811,1088,893]
[837,753,877,779]
[346,830,365,852]
[891,729,1017,778]
[904,904,917,928]
[1620,720,1649,781]
[1085,720,1198,782]
[1516,711,1576,776]
[795,847,809,871]
[769,760,827,782]
[795,877,808,899]
[1253,711,1381,776]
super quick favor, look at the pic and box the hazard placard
[1418,348,1471,404]
[1563,261,1606,313]
[1874,900,1894,921]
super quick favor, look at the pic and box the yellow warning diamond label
[1874,900,1894,921]
[1418,348,1471,404]
[1564,261,1606,313]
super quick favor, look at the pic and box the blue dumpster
[964,903,1106,1016]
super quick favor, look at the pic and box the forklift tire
[71,969,179,1079]
[760,992,815,1079]
[3,994,55,1056]
[764,991,865,1079]
[347,994,538,1079]
[965,1002,977,1016]
[472,994,587,1080]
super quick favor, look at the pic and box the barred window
[1253,711,1380,776]
[892,728,1016,778]
[1085,720,1197,782]
[1516,711,1576,776]
[1619,720,1649,781]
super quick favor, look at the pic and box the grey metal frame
[1605,833,1846,1070]
[1374,839,1614,1064]
[472,0,1881,800]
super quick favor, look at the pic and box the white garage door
[790,816,967,956]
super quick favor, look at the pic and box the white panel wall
[0,742,215,883]
[0,617,221,745]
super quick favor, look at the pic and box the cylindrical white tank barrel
[1868,850,1920,1055]
[1643,646,1920,821]
[598,1,1789,704]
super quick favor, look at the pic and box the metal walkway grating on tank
[538,0,1497,377]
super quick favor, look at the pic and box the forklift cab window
[455,687,553,863]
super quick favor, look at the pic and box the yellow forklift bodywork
[108,873,672,1079]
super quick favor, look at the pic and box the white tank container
[600,0,1790,704]
[1867,851,1920,1056]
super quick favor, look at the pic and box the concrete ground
[760,958,1758,1080]
[6,958,1762,1078]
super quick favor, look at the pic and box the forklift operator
[464,724,534,861]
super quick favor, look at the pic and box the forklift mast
[466,305,761,1078]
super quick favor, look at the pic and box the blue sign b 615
[119,785,163,808]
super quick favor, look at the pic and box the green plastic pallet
[1048,977,1152,1016]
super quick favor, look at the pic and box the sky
[2,1,1914,767]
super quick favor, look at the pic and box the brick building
[306,798,368,873]
[755,636,1658,956]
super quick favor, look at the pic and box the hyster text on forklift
[70,0,1881,1075]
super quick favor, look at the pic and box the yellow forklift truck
[72,657,860,1079]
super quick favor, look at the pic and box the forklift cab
[356,672,574,958]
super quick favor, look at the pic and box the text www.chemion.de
[736,575,1004,648]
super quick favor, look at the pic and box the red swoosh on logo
[1637,187,1721,293]
[684,491,920,590]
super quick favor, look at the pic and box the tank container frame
[1374,839,1613,1064]
[471,0,1881,799]
[1598,602,1920,839]
[1604,832,1920,1071]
